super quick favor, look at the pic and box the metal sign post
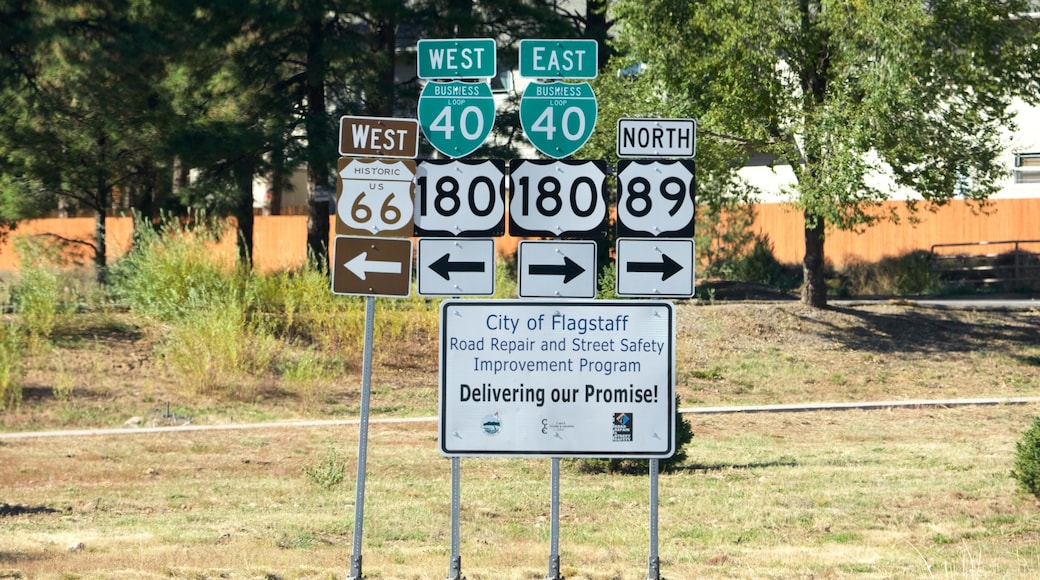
[448,456,463,580]
[547,457,563,580]
[648,458,660,580]
[348,295,377,580]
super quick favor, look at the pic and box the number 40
[530,106,586,141]
[429,106,485,141]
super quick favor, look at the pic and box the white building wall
[739,99,1040,204]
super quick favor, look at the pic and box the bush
[1012,416,1040,501]
[0,320,25,409]
[837,251,934,296]
[108,213,241,322]
[574,394,695,475]
[304,447,347,490]
[11,237,74,344]
[159,294,276,398]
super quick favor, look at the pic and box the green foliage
[596,261,618,300]
[607,0,1040,304]
[836,251,935,297]
[10,237,74,345]
[493,255,518,299]
[249,263,364,351]
[303,447,347,490]
[574,394,695,475]
[158,294,276,399]
[1012,417,1040,501]
[109,214,276,397]
[109,214,244,322]
[0,319,25,410]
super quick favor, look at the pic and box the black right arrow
[430,253,486,280]
[528,256,586,283]
[626,254,684,281]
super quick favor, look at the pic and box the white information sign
[615,159,696,238]
[439,300,675,457]
[507,159,608,238]
[336,158,416,237]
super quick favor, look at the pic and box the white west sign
[439,300,676,458]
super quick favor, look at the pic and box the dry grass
[3,407,1040,579]
[2,299,1040,578]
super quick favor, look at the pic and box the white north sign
[617,118,697,158]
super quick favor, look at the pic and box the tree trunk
[369,17,397,117]
[585,0,615,69]
[304,11,330,271]
[265,149,285,216]
[801,212,827,308]
[234,159,255,267]
[94,205,108,285]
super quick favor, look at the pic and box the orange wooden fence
[1,198,1037,273]
[752,198,1040,265]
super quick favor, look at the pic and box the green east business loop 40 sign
[518,39,599,158]
[519,81,597,159]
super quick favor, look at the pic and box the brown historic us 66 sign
[336,158,417,238]
[339,115,420,159]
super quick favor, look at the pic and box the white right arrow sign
[615,238,695,298]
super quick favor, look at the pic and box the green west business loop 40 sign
[418,80,496,158]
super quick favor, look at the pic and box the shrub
[494,254,518,299]
[108,213,241,322]
[304,447,347,490]
[0,319,25,409]
[1012,416,1040,501]
[729,236,783,285]
[11,237,73,344]
[159,293,277,398]
[838,251,934,296]
[574,394,695,475]
[596,261,618,300]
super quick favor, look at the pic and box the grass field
[2,299,1040,579]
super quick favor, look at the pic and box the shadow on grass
[797,306,1040,355]
[0,502,61,517]
[678,457,799,473]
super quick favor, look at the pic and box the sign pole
[448,458,463,579]
[647,458,661,580]
[547,457,563,580]
[348,295,377,580]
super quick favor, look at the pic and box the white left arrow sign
[345,251,403,280]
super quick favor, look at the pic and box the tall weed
[11,237,73,345]
[160,294,276,398]
[837,251,934,296]
[109,213,241,322]
[250,264,367,352]
[0,319,24,409]
[493,255,518,299]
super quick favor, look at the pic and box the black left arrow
[626,254,684,281]
[430,253,485,280]
[528,256,585,283]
